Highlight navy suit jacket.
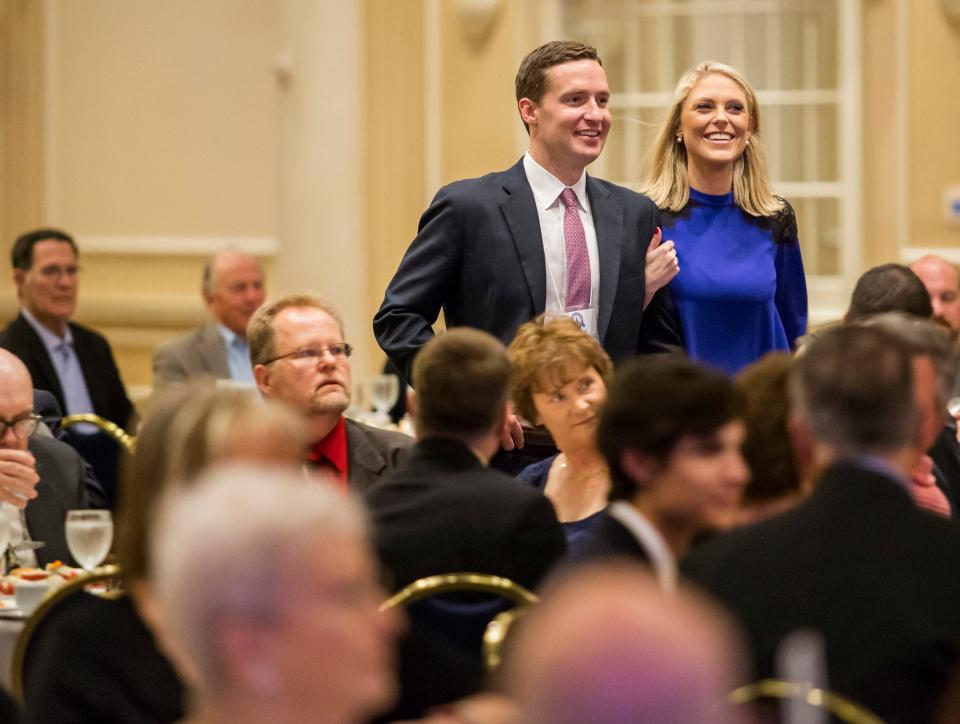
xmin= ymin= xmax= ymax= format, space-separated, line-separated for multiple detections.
xmin=682 ymin=462 xmax=960 ymax=723
xmin=364 ymin=437 xmax=566 ymax=591
xmin=374 ymin=159 xmax=681 ymax=381
xmin=0 ymin=313 xmax=134 ymax=431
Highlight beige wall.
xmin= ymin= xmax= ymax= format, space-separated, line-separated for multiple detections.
xmin=2 ymin=0 xmax=959 ymax=407
xmin=0 ymin=0 xmax=46 ymax=251
xmin=907 ymin=0 xmax=960 ymax=250
xmin=1 ymin=0 xmax=283 ymax=402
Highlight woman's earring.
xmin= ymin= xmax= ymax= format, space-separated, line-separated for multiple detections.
xmin=676 ymin=135 xmax=683 ymax=143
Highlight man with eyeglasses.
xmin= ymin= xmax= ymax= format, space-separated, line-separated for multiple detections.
xmin=248 ymin=294 xmax=411 ymax=493
xmin=0 ymin=228 xmax=134 ymax=433
xmin=0 ymin=349 xmax=104 ymax=566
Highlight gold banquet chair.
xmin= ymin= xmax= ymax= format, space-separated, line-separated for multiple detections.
xmin=61 ymin=413 xmax=135 ymax=510
xmin=382 ymin=572 xmax=538 ymax=673
xmin=11 ymin=565 xmax=124 ymax=701
xmin=61 ymin=414 xmax=135 ymax=454
xmin=729 ymin=679 xmax=885 ymax=724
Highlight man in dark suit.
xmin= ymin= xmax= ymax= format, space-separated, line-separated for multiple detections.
xmin=364 ymin=328 xmax=565 ymax=591
xmin=364 ymin=329 xmax=565 ymax=719
xmin=153 ymin=249 xmax=266 ymax=390
xmin=682 ymin=323 xmax=960 ymax=723
xmin=249 ymin=293 xmax=411 ymax=495
xmin=0 ymin=350 xmax=104 ymax=568
xmin=0 ymin=228 xmax=133 ymax=431
xmin=374 ymin=40 xmax=680 ymax=449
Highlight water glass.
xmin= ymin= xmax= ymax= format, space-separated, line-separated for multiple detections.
xmin=65 ymin=510 xmax=113 ymax=572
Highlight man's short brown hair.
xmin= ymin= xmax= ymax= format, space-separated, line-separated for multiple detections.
xmin=508 ymin=315 xmax=612 ymax=423
xmin=412 ymin=328 xmax=510 ymax=439
xmin=515 ymin=41 xmax=601 ymax=131
xmin=247 ymin=293 xmax=344 ymax=365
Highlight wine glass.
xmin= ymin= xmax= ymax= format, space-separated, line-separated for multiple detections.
xmin=369 ymin=374 xmax=400 ymax=427
xmin=65 ymin=510 xmax=113 ymax=572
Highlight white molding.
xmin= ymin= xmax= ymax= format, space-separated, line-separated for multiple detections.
xmin=423 ymin=0 xmax=441 ymax=204
xmin=76 ymin=235 xmax=278 ymax=256
xmin=43 ymin=0 xmax=59 ymax=222
xmin=900 ymin=247 xmax=960 ymax=264
xmin=895 ymin=0 xmax=910 ymax=254
xmin=617 ymin=89 xmax=842 ymax=109
xmin=839 ymin=0 xmax=862 ymax=296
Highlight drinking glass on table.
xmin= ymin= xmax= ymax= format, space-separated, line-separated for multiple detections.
xmin=65 ymin=510 xmax=113 ymax=572
xmin=369 ymin=374 xmax=400 ymax=427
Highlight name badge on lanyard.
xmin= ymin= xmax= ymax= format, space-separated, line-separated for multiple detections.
xmin=562 ymin=306 xmax=599 ymax=340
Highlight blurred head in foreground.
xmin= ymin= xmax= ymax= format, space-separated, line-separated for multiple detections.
xmin=501 ymin=563 xmax=746 ymax=724
xmin=117 ymin=385 xmax=306 ymax=584
xmin=151 ymin=465 xmax=401 ymax=724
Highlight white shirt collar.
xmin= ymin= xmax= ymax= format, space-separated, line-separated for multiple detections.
xmin=216 ymin=322 xmax=244 ymax=347
xmin=523 ymin=152 xmax=590 ymax=213
xmin=21 ymin=307 xmax=72 ymax=349
xmin=607 ymin=500 xmax=677 ymax=594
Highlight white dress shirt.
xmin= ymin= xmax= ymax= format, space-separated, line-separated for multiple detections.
xmin=522 ymin=152 xmax=600 ymax=338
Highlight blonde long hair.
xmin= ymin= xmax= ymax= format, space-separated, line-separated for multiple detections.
xmin=641 ymin=61 xmax=783 ymax=217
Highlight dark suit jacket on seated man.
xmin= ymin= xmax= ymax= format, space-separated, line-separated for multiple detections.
xmin=682 ymin=323 xmax=960 ymax=724
xmin=249 ymin=294 xmax=411 ymax=495
xmin=364 ymin=329 xmax=565 ymax=721
xmin=364 ymin=329 xmax=566 ymax=591
xmin=153 ymin=249 xmax=267 ymax=389
xmin=374 ymin=41 xmax=681 ymax=398
xmin=0 ymin=228 xmax=133 ymax=431
xmin=0 ymin=350 xmax=104 ymax=568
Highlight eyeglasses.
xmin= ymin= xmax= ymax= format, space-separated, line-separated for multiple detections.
xmin=37 ymin=264 xmax=81 ymax=279
xmin=0 ymin=413 xmax=42 ymax=440
xmin=261 ymin=343 xmax=353 ymax=366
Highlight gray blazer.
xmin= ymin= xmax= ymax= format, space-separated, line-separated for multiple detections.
xmin=152 ymin=321 xmax=230 ymax=389
xmin=344 ymin=418 xmax=413 ymax=495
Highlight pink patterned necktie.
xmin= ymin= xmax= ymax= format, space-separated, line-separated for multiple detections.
xmin=560 ymin=187 xmax=591 ymax=311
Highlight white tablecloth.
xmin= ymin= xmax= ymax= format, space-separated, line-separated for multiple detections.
xmin=0 ymin=616 xmax=24 ymax=691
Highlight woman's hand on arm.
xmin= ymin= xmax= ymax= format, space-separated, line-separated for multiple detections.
xmin=644 ymin=227 xmax=679 ymax=309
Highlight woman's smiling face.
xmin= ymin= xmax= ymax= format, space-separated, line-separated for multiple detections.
xmin=678 ymin=73 xmax=754 ymax=177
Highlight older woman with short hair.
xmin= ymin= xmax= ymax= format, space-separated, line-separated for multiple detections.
xmin=151 ymin=466 xmax=401 ymax=724
xmin=509 ymin=315 xmax=612 ymax=553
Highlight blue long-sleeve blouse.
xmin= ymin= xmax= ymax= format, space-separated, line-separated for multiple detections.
xmin=662 ymin=188 xmax=807 ymax=374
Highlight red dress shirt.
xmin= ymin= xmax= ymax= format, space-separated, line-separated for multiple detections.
xmin=305 ymin=416 xmax=349 ymax=491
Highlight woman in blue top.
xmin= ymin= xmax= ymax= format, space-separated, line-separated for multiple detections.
xmin=642 ymin=61 xmax=807 ymax=374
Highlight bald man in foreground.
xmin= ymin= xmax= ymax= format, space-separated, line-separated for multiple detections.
xmin=500 ymin=563 xmax=745 ymax=724
xmin=153 ymin=249 xmax=266 ymax=389
xmin=0 ymin=349 xmax=103 ymax=565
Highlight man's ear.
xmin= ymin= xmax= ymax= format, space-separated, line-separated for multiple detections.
xmin=253 ymin=363 xmax=270 ymax=394
xmin=787 ymin=410 xmax=815 ymax=483
xmin=518 ymin=98 xmax=539 ymax=129
xmin=619 ymin=448 xmax=657 ymax=489
xmin=406 ymin=388 xmax=416 ymax=420
xmin=12 ymin=269 xmax=25 ymax=291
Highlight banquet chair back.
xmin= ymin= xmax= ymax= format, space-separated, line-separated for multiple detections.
xmin=382 ymin=573 xmax=538 ymax=668
xmin=728 ymin=679 xmax=884 ymax=724
xmin=61 ymin=414 xmax=135 ymax=510
xmin=380 ymin=573 xmax=538 ymax=718
xmin=11 ymin=565 xmax=124 ymax=701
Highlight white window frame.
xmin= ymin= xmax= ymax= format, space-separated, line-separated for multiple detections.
xmin=539 ymin=0 xmax=863 ymax=325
